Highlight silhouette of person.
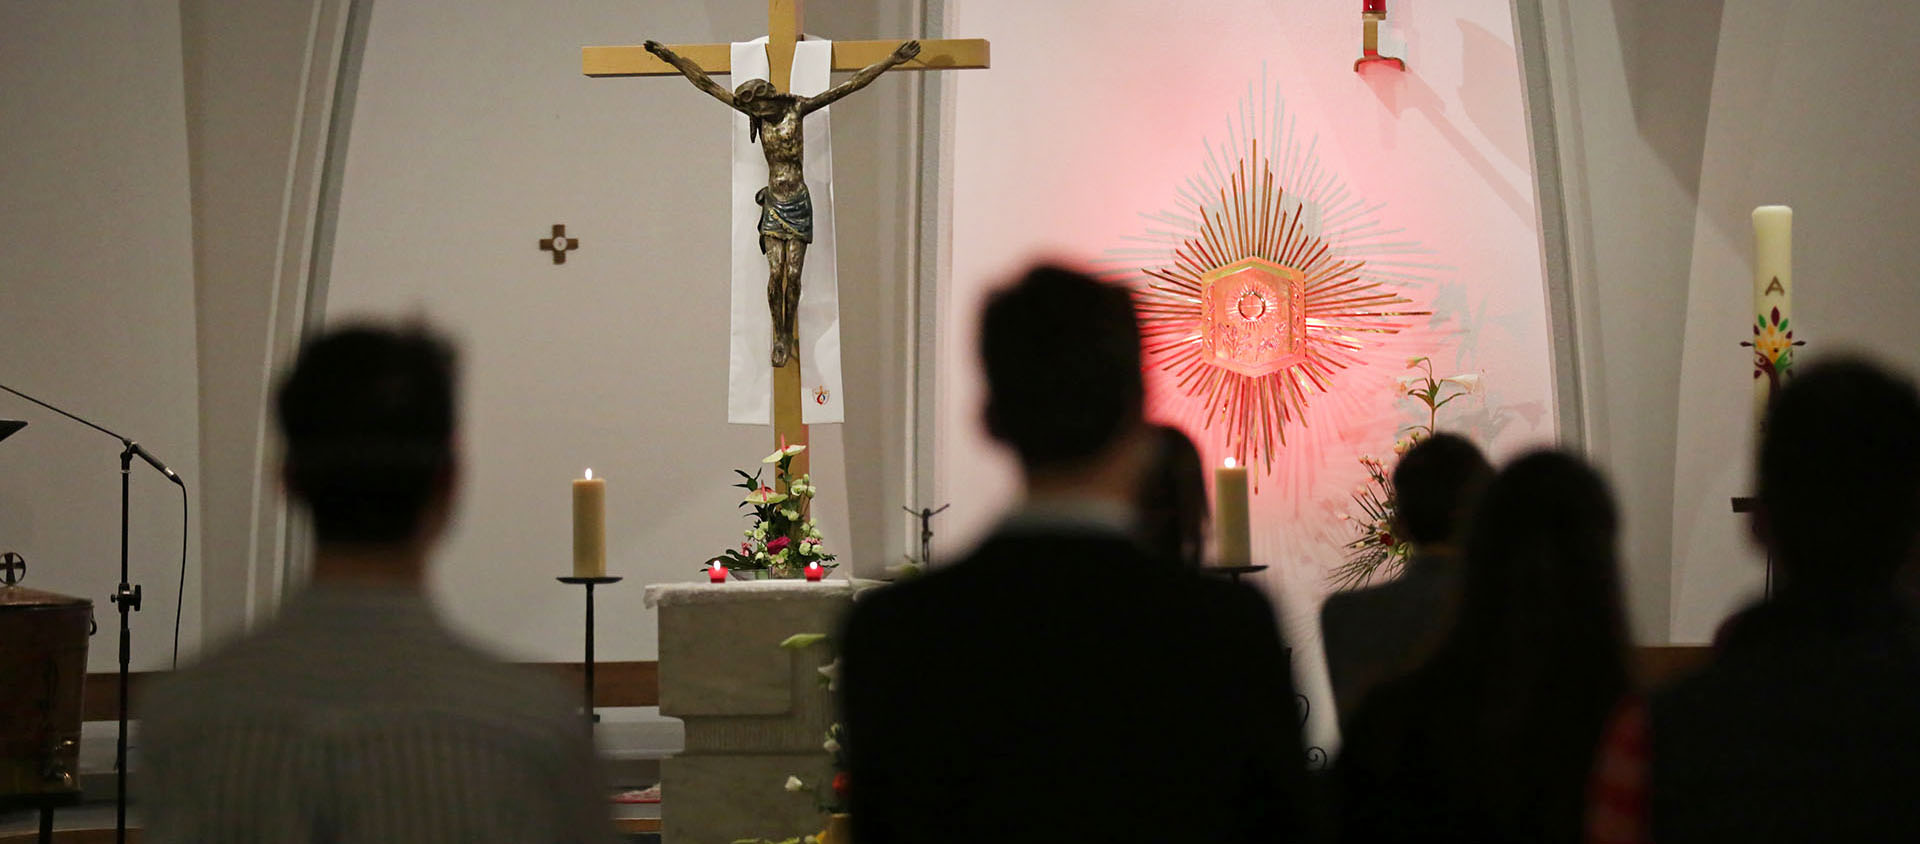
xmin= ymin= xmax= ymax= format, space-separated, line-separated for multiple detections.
xmin=1321 ymin=433 xmax=1492 ymax=723
xmin=840 ymin=265 xmax=1315 ymax=843
xmin=1588 ymin=357 xmax=1920 ymax=844
xmin=141 ymin=323 xmax=615 ymax=844
xmin=1138 ymin=423 xmax=1209 ymax=568
xmin=1337 ymin=450 xmax=1630 ymax=844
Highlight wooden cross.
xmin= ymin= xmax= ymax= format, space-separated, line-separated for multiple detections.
xmin=583 ymin=0 xmax=988 ymax=479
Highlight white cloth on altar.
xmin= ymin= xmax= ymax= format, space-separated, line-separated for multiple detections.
xmin=728 ymin=37 xmax=845 ymax=425
xmin=643 ymin=577 xmax=881 ymax=609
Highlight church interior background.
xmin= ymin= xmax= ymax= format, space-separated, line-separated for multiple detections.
xmin=5 ymin=0 xmax=1920 ymax=839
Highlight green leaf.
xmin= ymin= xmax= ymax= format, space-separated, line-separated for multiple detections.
xmin=779 ymin=633 xmax=829 ymax=649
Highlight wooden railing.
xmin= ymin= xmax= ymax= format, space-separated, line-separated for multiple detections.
xmin=81 ymin=661 xmax=660 ymax=723
xmin=82 ymin=647 xmax=1715 ymax=723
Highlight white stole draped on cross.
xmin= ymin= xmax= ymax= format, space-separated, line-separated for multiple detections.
xmin=727 ymin=37 xmax=844 ymax=424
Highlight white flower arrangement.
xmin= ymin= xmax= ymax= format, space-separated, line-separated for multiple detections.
xmin=716 ymin=443 xmax=839 ymax=579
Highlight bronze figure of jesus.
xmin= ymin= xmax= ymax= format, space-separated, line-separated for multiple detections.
xmin=645 ymin=39 xmax=922 ymax=367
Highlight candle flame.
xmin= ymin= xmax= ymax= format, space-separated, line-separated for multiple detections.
xmin=585 ymin=468 xmax=594 ymax=480
xmin=1224 ymin=457 xmax=1238 ymax=469
xmin=712 ymin=560 xmax=722 ymax=570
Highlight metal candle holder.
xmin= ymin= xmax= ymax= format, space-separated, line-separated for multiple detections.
xmin=556 ymin=576 xmax=623 ymax=725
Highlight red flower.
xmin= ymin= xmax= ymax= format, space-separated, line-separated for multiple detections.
xmin=1377 ymin=531 xmax=1395 ymax=548
xmin=767 ymin=536 xmax=792 ymax=553
xmin=832 ymin=771 xmax=850 ymax=798
xmin=740 ymin=542 xmax=753 ymax=554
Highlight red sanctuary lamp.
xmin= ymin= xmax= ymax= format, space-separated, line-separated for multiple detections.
xmin=1356 ymin=0 xmax=1407 ymax=72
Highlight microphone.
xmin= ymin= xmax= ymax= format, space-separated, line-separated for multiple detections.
xmin=0 ymin=382 xmax=182 ymax=485
xmin=130 ymin=441 xmax=184 ymax=486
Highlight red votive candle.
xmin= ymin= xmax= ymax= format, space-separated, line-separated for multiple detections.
xmin=709 ymin=561 xmax=728 ymax=583
xmin=1365 ymin=0 xmax=1386 ymax=14
xmin=805 ymin=562 xmax=824 ymax=582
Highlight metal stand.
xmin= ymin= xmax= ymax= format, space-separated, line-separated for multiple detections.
xmin=0 ymin=383 xmax=179 ymax=844
xmin=556 ymin=576 xmax=622 ymax=725
xmin=111 ymin=444 xmax=141 ymax=844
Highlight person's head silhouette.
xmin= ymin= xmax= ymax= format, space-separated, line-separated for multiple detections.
xmin=276 ymin=322 xmax=459 ymax=565
xmin=1758 ymin=357 xmax=1920 ymax=600
xmin=1431 ymin=450 xmax=1630 ymax=812
xmin=980 ymin=265 xmax=1147 ymax=496
xmin=1138 ymin=424 xmax=1207 ymax=567
xmin=1392 ymin=433 xmax=1493 ymax=556
xmin=1457 ymin=451 xmax=1627 ymax=663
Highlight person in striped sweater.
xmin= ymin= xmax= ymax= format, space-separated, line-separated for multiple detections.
xmin=141 ymin=322 xmax=616 ymax=844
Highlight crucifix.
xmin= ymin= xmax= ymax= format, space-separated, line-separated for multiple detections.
xmin=584 ymin=0 xmax=988 ymax=480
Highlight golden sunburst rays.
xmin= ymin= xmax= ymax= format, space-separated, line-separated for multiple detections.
xmin=1110 ymin=82 xmax=1431 ymax=477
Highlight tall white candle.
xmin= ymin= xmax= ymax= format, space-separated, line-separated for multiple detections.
xmin=572 ymin=469 xmax=606 ymax=578
xmin=1214 ymin=458 xmax=1252 ymax=567
xmin=1752 ymin=206 xmax=1793 ymax=427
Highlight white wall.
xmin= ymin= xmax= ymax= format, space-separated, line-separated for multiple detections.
xmin=938 ymin=0 xmax=1559 ymax=747
xmin=1532 ymin=0 xmax=1723 ymax=642
xmin=1666 ymin=0 xmax=1920 ymax=640
xmin=322 ymin=0 xmax=921 ymax=663
xmin=1540 ymin=0 xmax=1920 ymax=642
xmin=0 ymin=1 xmax=205 ymax=672
xmin=179 ymin=0 xmax=345 ymax=647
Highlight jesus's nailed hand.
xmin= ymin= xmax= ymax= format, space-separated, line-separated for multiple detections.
xmin=894 ymin=40 xmax=922 ymax=62
xmin=644 ymin=40 xmax=669 ymax=57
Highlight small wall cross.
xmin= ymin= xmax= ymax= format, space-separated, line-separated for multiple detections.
xmin=1 ymin=551 xmax=25 ymax=586
xmin=540 ymin=224 xmax=581 ymax=264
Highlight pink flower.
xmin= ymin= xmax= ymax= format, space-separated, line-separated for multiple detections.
xmin=767 ymin=536 xmax=792 ymax=553
xmin=740 ymin=542 xmax=753 ymax=554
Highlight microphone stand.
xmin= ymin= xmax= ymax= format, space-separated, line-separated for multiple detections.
xmin=0 ymin=382 xmax=182 ymax=844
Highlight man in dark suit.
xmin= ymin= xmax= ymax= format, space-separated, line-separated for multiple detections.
xmin=1320 ymin=433 xmax=1491 ymax=725
xmin=1635 ymin=358 xmax=1920 ymax=842
xmin=839 ymin=265 xmax=1313 ymax=843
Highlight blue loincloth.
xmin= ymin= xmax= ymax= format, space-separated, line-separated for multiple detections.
xmin=755 ymin=185 xmax=814 ymax=249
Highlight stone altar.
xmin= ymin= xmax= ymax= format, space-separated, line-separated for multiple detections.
xmin=645 ymin=579 xmax=871 ymax=844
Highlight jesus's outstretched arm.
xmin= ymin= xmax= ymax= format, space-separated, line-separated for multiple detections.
xmin=799 ymin=40 xmax=921 ymax=115
xmin=644 ymin=40 xmax=740 ymax=110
